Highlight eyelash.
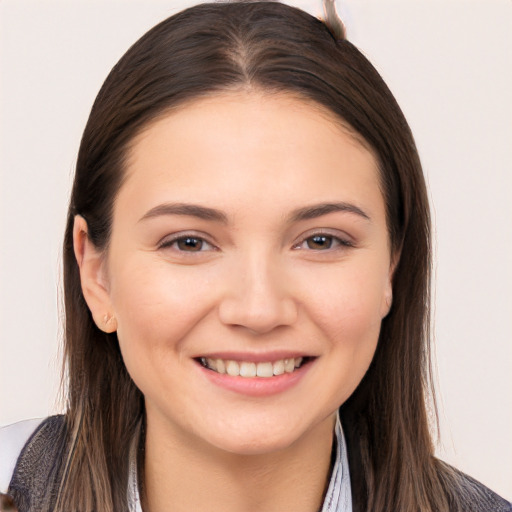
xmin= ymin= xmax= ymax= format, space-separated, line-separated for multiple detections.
xmin=158 ymin=231 xmax=353 ymax=253
xmin=292 ymin=232 xmax=354 ymax=251
xmin=158 ymin=233 xmax=217 ymax=253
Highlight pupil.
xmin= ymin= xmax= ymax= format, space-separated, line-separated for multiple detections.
xmin=308 ymin=235 xmax=331 ymax=249
xmin=178 ymin=237 xmax=202 ymax=251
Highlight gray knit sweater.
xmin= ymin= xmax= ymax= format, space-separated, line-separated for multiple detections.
xmin=4 ymin=416 xmax=512 ymax=512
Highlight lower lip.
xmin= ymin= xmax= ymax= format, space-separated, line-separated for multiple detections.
xmin=197 ymin=361 xmax=313 ymax=397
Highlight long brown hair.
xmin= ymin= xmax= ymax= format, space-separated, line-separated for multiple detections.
xmin=55 ymin=2 xmax=462 ymax=511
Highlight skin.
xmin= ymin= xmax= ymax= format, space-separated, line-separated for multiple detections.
xmin=74 ymin=91 xmax=394 ymax=512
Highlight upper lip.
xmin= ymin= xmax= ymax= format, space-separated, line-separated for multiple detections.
xmin=193 ymin=351 xmax=316 ymax=363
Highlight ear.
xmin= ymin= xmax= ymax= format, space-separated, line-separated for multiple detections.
xmin=381 ymin=252 xmax=399 ymax=319
xmin=381 ymin=279 xmax=393 ymax=318
xmin=73 ymin=215 xmax=117 ymax=333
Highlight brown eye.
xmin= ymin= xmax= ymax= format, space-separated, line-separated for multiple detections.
xmin=158 ymin=233 xmax=216 ymax=253
xmin=176 ymin=237 xmax=204 ymax=251
xmin=292 ymin=232 xmax=353 ymax=252
xmin=306 ymin=235 xmax=334 ymax=250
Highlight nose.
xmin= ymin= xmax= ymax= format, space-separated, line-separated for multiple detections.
xmin=218 ymin=254 xmax=298 ymax=334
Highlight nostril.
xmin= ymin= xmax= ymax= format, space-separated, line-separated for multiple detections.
xmin=218 ymin=296 xmax=298 ymax=334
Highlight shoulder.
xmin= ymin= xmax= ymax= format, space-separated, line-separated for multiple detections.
xmin=448 ymin=465 xmax=512 ymax=512
xmin=0 ymin=418 xmax=45 ymax=493
xmin=1 ymin=415 xmax=67 ymax=511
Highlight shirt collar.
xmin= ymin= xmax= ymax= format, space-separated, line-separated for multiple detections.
xmin=321 ymin=412 xmax=352 ymax=512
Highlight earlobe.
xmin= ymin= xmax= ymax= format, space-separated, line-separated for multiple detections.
xmin=101 ymin=312 xmax=118 ymax=334
xmin=382 ymin=287 xmax=393 ymax=318
xmin=381 ymin=253 xmax=398 ymax=318
xmin=73 ymin=215 xmax=117 ymax=333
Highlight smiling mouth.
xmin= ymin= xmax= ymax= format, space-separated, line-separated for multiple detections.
xmin=197 ymin=357 xmax=312 ymax=378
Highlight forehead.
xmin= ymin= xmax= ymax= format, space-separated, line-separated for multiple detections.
xmin=117 ymin=91 xmax=383 ymax=224
xmin=128 ymin=90 xmax=374 ymax=168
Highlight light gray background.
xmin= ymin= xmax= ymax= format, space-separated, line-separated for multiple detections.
xmin=1 ymin=0 xmax=511 ymax=500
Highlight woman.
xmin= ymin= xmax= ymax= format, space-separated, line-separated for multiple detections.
xmin=0 ymin=1 xmax=510 ymax=511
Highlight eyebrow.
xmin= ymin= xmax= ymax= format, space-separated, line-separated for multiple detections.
xmin=139 ymin=203 xmax=228 ymax=223
xmin=288 ymin=202 xmax=371 ymax=223
xmin=139 ymin=201 xmax=370 ymax=225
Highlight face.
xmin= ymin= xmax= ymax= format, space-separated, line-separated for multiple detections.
xmin=77 ymin=92 xmax=393 ymax=456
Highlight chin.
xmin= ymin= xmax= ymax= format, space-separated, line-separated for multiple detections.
xmin=212 ymin=433 xmax=299 ymax=457
xmin=197 ymin=414 xmax=319 ymax=457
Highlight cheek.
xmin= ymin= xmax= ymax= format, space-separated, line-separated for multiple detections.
xmin=108 ymin=257 xmax=216 ymax=360
xmin=300 ymin=262 xmax=387 ymax=394
xmin=306 ymin=262 xmax=389 ymax=337
xmin=320 ymin=286 xmax=382 ymax=367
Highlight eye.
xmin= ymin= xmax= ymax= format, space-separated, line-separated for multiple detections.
xmin=306 ymin=235 xmax=335 ymax=250
xmin=293 ymin=232 xmax=353 ymax=251
xmin=159 ymin=234 xmax=215 ymax=253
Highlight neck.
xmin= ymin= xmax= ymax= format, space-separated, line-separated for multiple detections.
xmin=141 ymin=414 xmax=336 ymax=512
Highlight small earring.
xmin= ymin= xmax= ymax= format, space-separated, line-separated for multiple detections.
xmin=102 ymin=313 xmax=117 ymax=333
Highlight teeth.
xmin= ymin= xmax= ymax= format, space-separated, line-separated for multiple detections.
xmin=216 ymin=359 xmax=226 ymax=374
xmin=201 ymin=357 xmax=306 ymax=378
xmin=239 ymin=362 xmax=257 ymax=377
xmin=256 ymin=362 xmax=273 ymax=377
xmin=226 ymin=360 xmax=240 ymax=376
xmin=273 ymin=360 xmax=285 ymax=376
xmin=284 ymin=359 xmax=295 ymax=373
